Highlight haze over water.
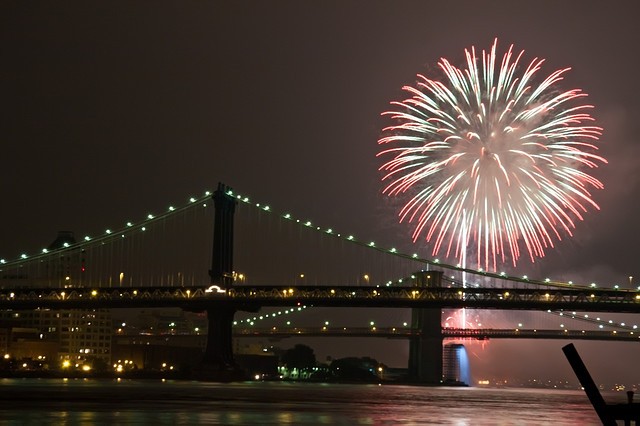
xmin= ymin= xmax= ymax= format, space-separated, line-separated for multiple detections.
xmin=0 ymin=378 xmax=607 ymax=425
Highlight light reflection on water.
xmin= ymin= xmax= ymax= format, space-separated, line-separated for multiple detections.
xmin=0 ymin=378 xmax=604 ymax=425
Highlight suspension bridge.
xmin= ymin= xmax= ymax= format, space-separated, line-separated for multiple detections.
xmin=0 ymin=183 xmax=638 ymax=382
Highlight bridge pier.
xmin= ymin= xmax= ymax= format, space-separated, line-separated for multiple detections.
xmin=408 ymin=271 xmax=443 ymax=384
xmin=197 ymin=183 xmax=246 ymax=381
xmin=199 ymin=307 xmax=239 ymax=377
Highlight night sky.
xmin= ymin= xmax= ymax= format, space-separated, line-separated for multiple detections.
xmin=2 ymin=1 xmax=640 ymax=383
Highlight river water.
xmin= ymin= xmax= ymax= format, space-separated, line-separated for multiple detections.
xmin=0 ymin=378 xmax=611 ymax=424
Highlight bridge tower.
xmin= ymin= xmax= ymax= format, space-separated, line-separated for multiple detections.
xmin=408 ymin=270 xmax=443 ymax=384
xmin=200 ymin=183 xmax=242 ymax=378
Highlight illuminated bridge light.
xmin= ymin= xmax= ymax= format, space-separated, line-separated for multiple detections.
xmin=412 ymin=254 xmax=418 ymax=258
xmin=147 ymin=214 xmax=155 ymax=219
xmin=169 ymin=206 xmax=175 ymax=211
xmin=243 ymin=197 xmax=249 ymax=202
xmin=263 ymin=206 xmax=270 ymax=211
xmin=389 ymin=248 xmax=397 ymax=253
xmin=545 ymin=278 xmax=550 ymax=283
xmin=305 ymin=221 xmax=312 ymax=227
xmin=84 ymin=236 xmax=91 ymax=241
xmin=283 ymin=213 xmax=291 ymax=219
xmin=205 ymin=191 xmax=211 ymax=196
xmin=590 ymin=283 xmax=597 ymax=288
xmin=0 ymin=260 xmax=5 ymax=264
xmin=20 ymin=254 xmax=27 ymax=259
xmin=434 ymin=259 xmax=439 ymax=263
xmin=63 ymin=242 xmax=69 ymax=248
xmin=127 ymin=222 xmax=133 ymax=227
xmin=369 ymin=242 xmax=375 ymax=247
xmin=91 ymin=290 xmax=97 ymax=297
xmin=326 ymin=228 xmax=333 ymax=234
xmin=106 ymin=229 xmax=112 ymax=234
xmin=42 ymin=249 xmax=48 ymax=253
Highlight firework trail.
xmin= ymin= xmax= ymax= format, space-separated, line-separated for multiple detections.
xmin=378 ymin=39 xmax=606 ymax=271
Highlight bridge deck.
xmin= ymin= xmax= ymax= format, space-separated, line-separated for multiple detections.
xmin=1 ymin=285 xmax=639 ymax=313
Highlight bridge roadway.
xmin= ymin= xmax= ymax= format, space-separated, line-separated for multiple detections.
xmin=1 ymin=285 xmax=640 ymax=313
xmin=232 ymin=326 xmax=640 ymax=342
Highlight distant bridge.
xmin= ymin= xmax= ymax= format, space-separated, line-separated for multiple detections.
xmin=232 ymin=326 xmax=640 ymax=342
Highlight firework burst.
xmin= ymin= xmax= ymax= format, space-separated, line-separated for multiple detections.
xmin=378 ymin=39 xmax=606 ymax=271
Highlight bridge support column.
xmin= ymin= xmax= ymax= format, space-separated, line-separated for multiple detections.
xmin=408 ymin=271 xmax=443 ymax=384
xmin=210 ymin=182 xmax=237 ymax=289
xmin=202 ymin=307 xmax=236 ymax=368
xmin=197 ymin=183 xmax=245 ymax=380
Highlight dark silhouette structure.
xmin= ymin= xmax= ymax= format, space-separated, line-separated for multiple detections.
xmin=563 ymin=343 xmax=640 ymax=425
xmin=408 ymin=270 xmax=443 ymax=384
xmin=199 ymin=183 xmax=243 ymax=379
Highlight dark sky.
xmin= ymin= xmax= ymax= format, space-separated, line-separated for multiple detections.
xmin=2 ymin=1 xmax=640 ymax=383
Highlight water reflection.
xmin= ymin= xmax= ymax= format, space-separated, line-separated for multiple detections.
xmin=0 ymin=379 xmax=604 ymax=425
